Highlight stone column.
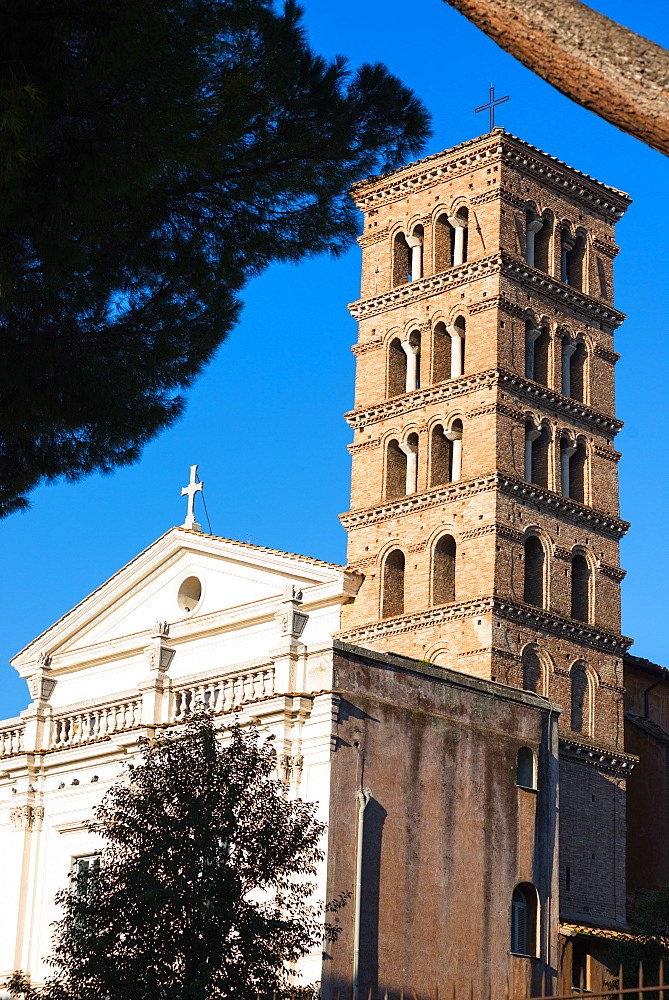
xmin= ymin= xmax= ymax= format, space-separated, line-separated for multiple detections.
xmin=400 ymin=439 xmax=419 ymax=494
xmin=451 ymin=220 xmax=467 ymax=266
xmin=525 ymin=327 xmax=541 ymax=380
xmin=402 ymin=340 xmax=420 ymax=392
xmin=445 ymin=426 xmax=463 ymax=482
xmin=561 ymin=232 xmax=575 ymax=283
xmin=561 ymin=441 xmax=577 ymax=497
xmin=272 ymin=585 xmax=309 ymax=694
xmin=140 ymin=621 xmax=176 ymax=727
xmin=526 ymin=218 xmax=543 ymax=267
xmin=525 ymin=426 xmax=541 ymax=481
xmin=447 ymin=325 xmax=464 ymax=378
xmin=406 ymin=234 xmax=423 ymax=281
xmin=561 ymin=341 xmax=577 ymax=396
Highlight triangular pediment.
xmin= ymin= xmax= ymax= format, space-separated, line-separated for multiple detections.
xmin=12 ymin=527 xmax=353 ymax=677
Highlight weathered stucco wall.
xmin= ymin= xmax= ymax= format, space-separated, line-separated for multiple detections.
xmin=322 ymin=642 xmax=560 ymax=999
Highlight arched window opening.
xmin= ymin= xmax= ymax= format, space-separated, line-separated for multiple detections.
xmin=522 ymin=648 xmax=543 ymax=694
xmin=452 ymin=207 xmax=469 ymax=265
xmin=566 ymin=231 xmax=587 ymax=290
xmin=516 ymin=747 xmax=536 ymax=789
xmin=511 ymin=883 xmax=538 ymax=956
xmin=382 ymin=549 xmax=405 ymax=619
xmin=571 ymin=554 xmax=591 ymax=623
xmin=570 ymin=342 xmax=587 ymax=402
xmin=526 ymin=211 xmax=544 ymax=268
xmin=560 ymin=436 xmax=576 ymax=498
xmin=401 ymin=432 xmax=419 ymax=495
xmin=525 ymin=321 xmax=541 ymax=380
xmin=570 ymin=664 xmax=589 ymax=733
xmin=392 ymin=232 xmax=410 ymax=287
xmin=448 ymin=315 xmax=465 ymax=378
xmin=430 ymin=424 xmax=451 ymax=487
xmin=434 ymin=214 xmax=455 ymax=271
xmin=403 ymin=332 xmax=421 ymax=393
xmin=407 ymin=225 xmax=424 ymax=281
xmin=387 ymin=338 xmax=407 ymax=399
xmin=385 ymin=439 xmax=406 ymax=500
xmin=524 ymin=536 xmax=545 ymax=609
xmin=432 ymin=322 xmax=451 ymax=384
xmin=432 ymin=534 xmax=456 ymax=606
xmin=569 ymin=441 xmax=587 ymax=504
xmin=531 ymin=425 xmax=551 ymax=490
xmin=534 ymin=213 xmax=552 ymax=274
xmin=446 ymin=419 xmax=463 ymax=482
xmin=533 ymin=327 xmax=550 ymax=387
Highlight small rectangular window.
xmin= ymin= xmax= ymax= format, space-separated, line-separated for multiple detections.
xmin=71 ymin=854 xmax=100 ymax=895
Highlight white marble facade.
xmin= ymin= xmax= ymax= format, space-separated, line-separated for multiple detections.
xmin=0 ymin=526 xmax=361 ymax=987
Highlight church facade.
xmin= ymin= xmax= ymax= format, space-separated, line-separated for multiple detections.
xmin=0 ymin=130 xmax=658 ymax=998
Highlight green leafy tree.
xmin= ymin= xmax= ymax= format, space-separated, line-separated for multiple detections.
xmin=608 ymin=887 xmax=669 ymax=989
xmin=0 ymin=0 xmax=431 ymax=517
xmin=9 ymin=713 xmax=330 ymax=999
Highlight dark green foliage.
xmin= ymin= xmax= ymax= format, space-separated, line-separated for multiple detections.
xmin=0 ymin=0 xmax=431 ymax=516
xmin=607 ymin=886 xmax=669 ymax=989
xmin=9 ymin=713 xmax=328 ymax=999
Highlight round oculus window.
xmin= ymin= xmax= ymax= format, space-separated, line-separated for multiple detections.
xmin=177 ymin=576 xmax=202 ymax=614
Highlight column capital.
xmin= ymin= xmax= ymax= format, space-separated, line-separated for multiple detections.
xmin=526 ymin=326 xmax=542 ymax=342
xmin=525 ymin=426 xmax=542 ymax=442
xmin=444 ymin=426 xmax=462 ymax=442
xmin=401 ymin=340 xmax=420 ymax=357
xmin=406 ymin=234 xmax=423 ymax=248
xmin=562 ymin=341 xmax=578 ymax=358
xmin=527 ymin=218 xmax=544 ymax=234
xmin=446 ymin=324 xmax=464 ymax=339
xmin=399 ymin=440 xmax=418 ymax=456
xmin=448 ymin=213 xmax=468 ymax=228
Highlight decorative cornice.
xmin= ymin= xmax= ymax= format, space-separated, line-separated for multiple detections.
xmin=594 ymin=345 xmax=621 ymax=363
xmin=494 ymin=598 xmax=632 ymax=655
xmin=554 ymin=547 xmax=573 ymax=561
xmin=357 ymin=228 xmax=389 ymax=248
xmin=351 ymin=338 xmax=383 ymax=356
xmin=499 ymin=253 xmax=625 ymax=327
xmin=469 ymin=295 xmax=527 ymax=318
xmin=559 ymin=737 xmax=636 ymax=775
xmin=466 ymin=400 xmax=524 ymax=421
xmin=346 ymin=367 xmax=621 ymax=436
xmin=347 ymin=437 xmax=381 ymax=456
xmin=594 ymin=445 xmax=621 ymax=463
xmin=600 ymin=562 xmax=626 ymax=581
xmin=337 ymin=594 xmax=631 ymax=655
xmin=592 ymin=237 xmax=620 ymax=259
xmin=340 ymin=473 xmax=629 ymax=540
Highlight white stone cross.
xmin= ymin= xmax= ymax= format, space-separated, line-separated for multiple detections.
xmin=181 ymin=465 xmax=203 ymax=531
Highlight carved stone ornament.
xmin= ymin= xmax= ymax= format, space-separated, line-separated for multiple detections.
xmin=11 ymin=805 xmax=45 ymax=831
xmin=275 ymin=585 xmax=309 ymax=640
xmin=28 ymin=654 xmax=57 ymax=703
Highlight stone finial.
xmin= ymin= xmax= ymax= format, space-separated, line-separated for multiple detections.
xmin=28 ymin=654 xmax=56 ymax=704
xmin=276 ymin=585 xmax=309 ymax=640
xmin=151 ymin=621 xmax=170 ymax=639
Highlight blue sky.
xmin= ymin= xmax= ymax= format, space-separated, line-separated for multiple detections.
xmin=1 ymin=0 xmax=668 ymax=719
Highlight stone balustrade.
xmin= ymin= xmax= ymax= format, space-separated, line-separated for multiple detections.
xmin=171 ymin=665 xmax=275 ymax=721
xmin=0 ymin=720 xmax=24 ymax=758
xmin=51 ymin=698 xmax=143 ymax=749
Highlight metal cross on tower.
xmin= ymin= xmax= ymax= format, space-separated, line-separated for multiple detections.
xmin=181 ymin=464 xmax=203 ymax=532
xmin=475 ymin=84 xmax=509 ymax=132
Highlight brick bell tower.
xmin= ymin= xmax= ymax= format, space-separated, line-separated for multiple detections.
xmin=337 ymin=129 xmax=636 ymax=928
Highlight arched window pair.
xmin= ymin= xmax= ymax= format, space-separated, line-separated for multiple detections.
xmin=430 ymin=420 xmax=463 ymax=486
xmin=388 ymin=333 xmax=421 ymax=397
xmin=523 ymin=537 xmax=593 ymax=621
xmin=435 ymin=208 xmax=469 ymax=270
xmin=524 ymin=208 xmax=552 ymax=273
xmin=381 ymin=534 xmax=457 ymax=619
xmin=525 ymin=422 xmax=589 ymax=500
xmin=432 ymin=317 xmax=465 ymax=383
xmin=561 ymin=337 xmax=586 ymax=401
xmin=393 ymin=225 xmax=424 ymax=286
xmin=559 ymin=436 xmax=587 ymax=503
xmin=561 ymin=224 xmax=587 ymax=290
xmin=511 ymin=882 xmax=539 ymax=956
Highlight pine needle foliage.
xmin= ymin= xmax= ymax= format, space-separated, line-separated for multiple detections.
xmin=9 ymin=712 xmax=328 ymax=1000
xmin=0 ymin=0 xmax=431 ymax=516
